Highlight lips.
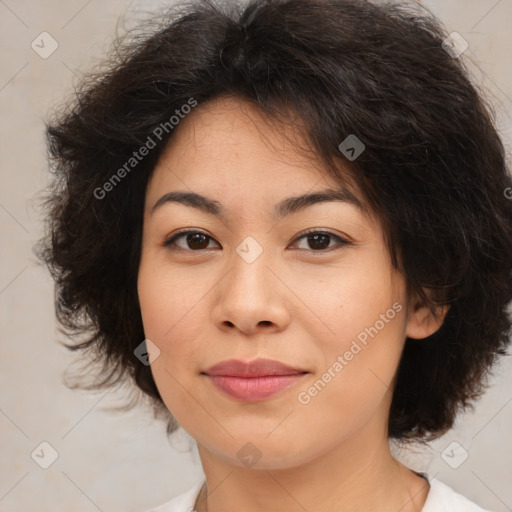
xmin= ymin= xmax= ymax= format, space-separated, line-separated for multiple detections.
xmin=204 ymin=358 xmax=307 ymax=377
xmin=202 ymin=358 xmax=308 ymax=401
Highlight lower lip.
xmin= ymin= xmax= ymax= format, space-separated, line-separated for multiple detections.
xmin=205 ymin=374 xmax=306 ymax=401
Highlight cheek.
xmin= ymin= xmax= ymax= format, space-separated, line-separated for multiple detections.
xmin=137 ymin=257 xmax=213 ymax=419
xmin=294 ymin=305 xmax=406 ymax=447
xmin=296 ymin=260 xmax=407 ymax=413
xmin=137 ymin=255 xmax=209 ymax=342
xmin=307 ymin=256 xmax=405 ymax=354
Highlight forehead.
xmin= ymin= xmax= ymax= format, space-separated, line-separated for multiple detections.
xmin=148 ymin=95 xmax=358 ymax=199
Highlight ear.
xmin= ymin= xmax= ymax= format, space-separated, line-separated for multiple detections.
xmin=405 ymin=290 xmax=450 ymax=340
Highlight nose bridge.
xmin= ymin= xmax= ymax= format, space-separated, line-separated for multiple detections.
xmin=212 ymin=233 xmax=288 ymax=333
xmin=228 ymin=234 xmax=273 ymax=297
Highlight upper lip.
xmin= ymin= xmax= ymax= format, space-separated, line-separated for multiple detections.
xmin=203 ymin=358 xmax=308 ymax=377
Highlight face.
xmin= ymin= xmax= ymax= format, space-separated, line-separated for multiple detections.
xmin=137 ymin=95 xmax=438 ymax=470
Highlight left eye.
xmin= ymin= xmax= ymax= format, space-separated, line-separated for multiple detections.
xmin=163 ymin=230 xmax=350 ymax=252
xmin=292 ymin=230 xmax=350 ymax=251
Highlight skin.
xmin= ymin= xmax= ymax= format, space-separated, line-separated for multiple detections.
xmin=137 ymin=95 xmax=448 ymax=512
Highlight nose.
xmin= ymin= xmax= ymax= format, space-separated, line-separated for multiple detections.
xmin=211 ymin=244 xmax=291 ymax=336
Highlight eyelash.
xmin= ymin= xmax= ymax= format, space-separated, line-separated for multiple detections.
xmin=162 ymin=228 xmax=352 ymax=253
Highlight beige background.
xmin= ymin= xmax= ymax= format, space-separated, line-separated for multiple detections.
xmin=0 ymin=1 xmax=511 ymax=511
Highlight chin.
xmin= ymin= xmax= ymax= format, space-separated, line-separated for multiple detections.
xmin=196 ymin=431 xmax=325 ymax=471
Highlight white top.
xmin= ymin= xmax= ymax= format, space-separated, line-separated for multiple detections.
xmin=143 ymin=473 xmax=493 ymax=512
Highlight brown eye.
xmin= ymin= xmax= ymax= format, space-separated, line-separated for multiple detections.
xmin=163 ymin=229 xmax=351 ymax=253
xmin=305 ymin=233 xmax=331 ymax=250
xmin=291 ymin=230 xmax=351 ymax=252
xmin=163 ymin=231 xmax=219 ymax=251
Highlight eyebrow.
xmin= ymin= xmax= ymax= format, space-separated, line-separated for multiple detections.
xmin=150 ymin=187 xmax=364 ymax=221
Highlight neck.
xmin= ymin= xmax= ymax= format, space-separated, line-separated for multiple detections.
xmin=194 ymin=418 xmax=429 ymax=512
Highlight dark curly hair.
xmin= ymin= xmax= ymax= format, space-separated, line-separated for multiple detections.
xmin=35 ymin=0 xmax=512 ymax=442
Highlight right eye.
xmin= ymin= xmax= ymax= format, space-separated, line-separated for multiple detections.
xmin=163 ymin=230 xmax=221 ymax=251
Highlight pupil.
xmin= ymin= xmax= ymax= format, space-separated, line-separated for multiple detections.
xmin=188 ymin=233 xmax=208 ymax=250
xmin=310 ymin=234 xmax=329 ymax=250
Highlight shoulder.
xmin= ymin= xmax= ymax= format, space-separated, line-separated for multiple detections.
xmin=141 ymin=479 xmax=205 ymax=512
xmin=422 ymin=474 xmax=494 ymax=512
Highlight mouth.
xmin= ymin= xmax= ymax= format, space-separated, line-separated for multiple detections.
xmin=201 ymin=358 xmax=309 ymax=402
xmin=203 ymin=373 xmax=308 ymax=401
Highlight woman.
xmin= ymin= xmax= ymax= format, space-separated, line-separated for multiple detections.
xmin=36 ymin=0 xmax=512 ymax=510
